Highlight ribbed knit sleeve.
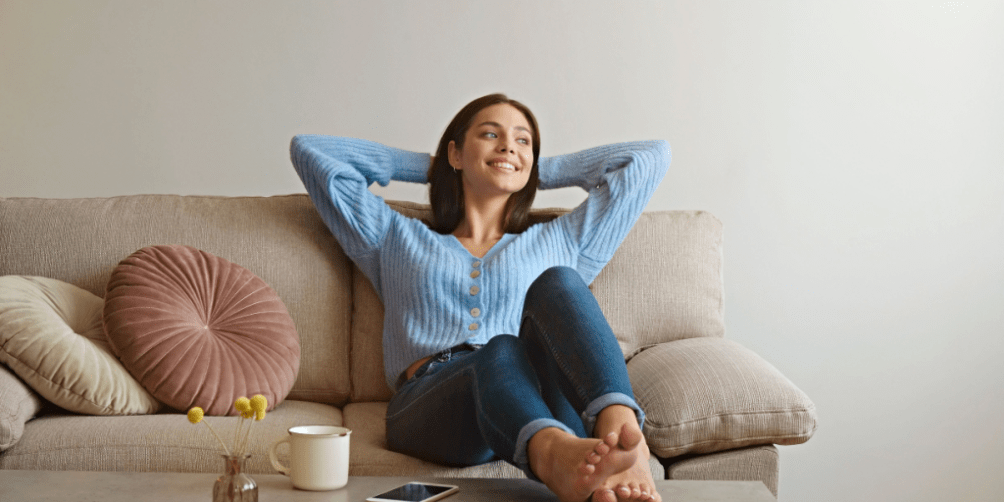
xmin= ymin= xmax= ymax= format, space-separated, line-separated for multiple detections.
xmin=538 ymin=140 xmax=671 ymax=281
xmin=289 ymin=135 xmax=431 ymax=290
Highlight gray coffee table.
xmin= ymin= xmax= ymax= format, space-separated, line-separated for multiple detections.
xmin=0 ymin=469 xmax=775 ymax=501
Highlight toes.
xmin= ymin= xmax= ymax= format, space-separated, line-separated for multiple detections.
xmin=592 ymin=488 xmax=617 ymax=502
xmin=617 ymin=485 xmax=632 ymax=498
xmin=603 ymin=431 xmax=619 ymax=449
xmin=618 ymin=424 xmax=643 ymax=450
xmin=614 ymin=483 xmax=646 ymax=500
xmin=630 ymin=485 xmax=642 ymax=499
xmin=594 ymin=440 xmax=611 ymax=457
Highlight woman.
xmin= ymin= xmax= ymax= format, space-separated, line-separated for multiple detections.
xmin=290 ymin=93 xmax=670 ymax=502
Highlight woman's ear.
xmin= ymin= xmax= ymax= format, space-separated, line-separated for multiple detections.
xmin=448 ymin=140 xmax=462 ymax=171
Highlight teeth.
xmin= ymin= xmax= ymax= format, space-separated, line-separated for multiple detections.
xmin=490 ymin=162 xmax=515 ymax=170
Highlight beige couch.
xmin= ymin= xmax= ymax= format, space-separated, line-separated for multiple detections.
xmin=0 ymin=194 xmax=817 ymax=496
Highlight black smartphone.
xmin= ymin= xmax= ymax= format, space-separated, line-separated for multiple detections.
xmin=366 ymin=482 xmax=460 ymax=502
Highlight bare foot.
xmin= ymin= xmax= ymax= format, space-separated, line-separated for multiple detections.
xmin=588 ymin=405 xmax=658 ymax=502
xmin=593 ymin=405 xmax=643 ymax=452
xmin=591 ymin=436 xmax=661 ymax=502
xmin=528 ymin=427 xmax=638 ymax=502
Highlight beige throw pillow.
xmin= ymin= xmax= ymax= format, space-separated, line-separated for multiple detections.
xmin=0 ymin=276 xmax=161 ymax=415
xmin=0 ymin=363 xmax=44 ymax=451
xmin=628 ymin=337 xmax=817 ymax=457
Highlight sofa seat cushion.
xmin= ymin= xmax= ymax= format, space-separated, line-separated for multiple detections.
xmin=665 ymin=444 xmax=779 ymax=496
xmin=628 ymin=338 xmax=817 ymax=458
xmin=341 ymin=402 xmax=664 ymax=480
xmin=0 ymin=364 xmax=45 ymax=451
xmin=0 ymin=276 xmax=161 ymax=416
xmin=103 ymin=245 xmax=300 ymax=416
xmin=0 ymin=399 xmax=341 ymax=474
xmin=341 ymin=402 xmax=523 ymax=478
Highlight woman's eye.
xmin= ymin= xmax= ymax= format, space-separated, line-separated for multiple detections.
xmin=484 ymin=132 xmax=497 ymax=138
xmin=517 ymin=138 xmax=529 ymax=145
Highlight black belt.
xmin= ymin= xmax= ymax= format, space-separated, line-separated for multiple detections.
xmin=430 ymin=342 xmax=485 ymax=363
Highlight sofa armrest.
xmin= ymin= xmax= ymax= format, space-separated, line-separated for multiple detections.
xmin=627 ymin=337 xmax=817 ymax=458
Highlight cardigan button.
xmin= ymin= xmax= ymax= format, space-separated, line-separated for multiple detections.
xmin=469 ymin=323 xmax=479 ymax=331
xmin=469 ymin=285 xmax=480 ymax=295
xmin=471 ymin=308 xmax=481 ymax=317
xmin=470 ymin=270 xmax=481 ymax=279
xmin=472 ymin=260 xmax=481 ymax=268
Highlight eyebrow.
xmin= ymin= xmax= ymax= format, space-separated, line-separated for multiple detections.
xmin=477 ymin=121 xmax=532 ymax=134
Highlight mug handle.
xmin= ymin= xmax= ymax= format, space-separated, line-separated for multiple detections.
xmin=269 ymin=435 xmax=291 ymax=475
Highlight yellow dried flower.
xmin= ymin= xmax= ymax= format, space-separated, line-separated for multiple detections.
xmin=232 ymin=397 xmax=250 ymax=413
xmin=255 ymin=409 xmax=266 ymax=421
xmin=187 ymin=407 xmax=204 ymax=424
xmin=250 ymin=395 xmax=267 ymax=415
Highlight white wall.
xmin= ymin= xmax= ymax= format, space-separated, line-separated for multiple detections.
xmin=2 ymin=1 xmax=1002 ymax=500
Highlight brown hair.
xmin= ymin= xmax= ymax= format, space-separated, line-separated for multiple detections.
xmin=427 ymin=93 xmax=541 ymax=234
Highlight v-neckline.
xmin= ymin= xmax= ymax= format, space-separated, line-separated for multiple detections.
xmin=445 ymin=233 xmax=516 ymax=260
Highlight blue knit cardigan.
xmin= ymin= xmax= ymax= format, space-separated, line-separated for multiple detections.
xmin=290 ymin=135 xmax=670 ymax=389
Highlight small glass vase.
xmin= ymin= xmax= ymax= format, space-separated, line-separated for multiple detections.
xmin=213 ymin=454 xmax=258 ymax=502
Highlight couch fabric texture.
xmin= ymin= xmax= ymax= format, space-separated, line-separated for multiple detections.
xmin=0 ymin=194 xmax=816 ymax=495
xmin=0 ymin=364 xmax=45 ymax=452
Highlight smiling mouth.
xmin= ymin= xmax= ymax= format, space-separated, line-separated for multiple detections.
xmin=488 ymin=162 xmax=517 ymax=171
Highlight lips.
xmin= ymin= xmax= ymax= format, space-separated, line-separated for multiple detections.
xmin=488 ymin=158 xmax=517 ymax=171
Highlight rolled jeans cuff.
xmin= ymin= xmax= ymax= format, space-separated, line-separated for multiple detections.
xmin=514 ymin=418 xmax=577 ymax=481
xmin=581 ymin=392 xmax=646 ymax=438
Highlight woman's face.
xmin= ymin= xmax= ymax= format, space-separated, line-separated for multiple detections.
xmin=448 ymin=103 xmax=534 ymax=201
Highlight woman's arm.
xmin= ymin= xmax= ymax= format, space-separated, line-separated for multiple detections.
xmin=537 ymin=140 xmax=670 ymax=192
xmin=289 ymin=135 xmax=431 ymax=278
xmin=538 ymin=140 xmax=671 ymax=282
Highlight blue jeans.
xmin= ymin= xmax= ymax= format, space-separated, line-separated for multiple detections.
xmin=385 ymin=266 xmax=645 ymax=478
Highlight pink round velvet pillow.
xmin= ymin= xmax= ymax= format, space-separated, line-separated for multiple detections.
xmin=103 ymin=245 xmax=300 ymax=416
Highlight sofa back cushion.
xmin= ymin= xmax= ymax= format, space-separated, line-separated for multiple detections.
xmin=350 ymin=202 xmax=726 ymax=402
xmin=591 ymin=210 xmax=726 ymax=355
xmin=0 ymin=195 xmax=352 ymax=406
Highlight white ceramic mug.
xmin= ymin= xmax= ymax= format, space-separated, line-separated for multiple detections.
xmin=269 ymin=425 xmax=351 ymax=491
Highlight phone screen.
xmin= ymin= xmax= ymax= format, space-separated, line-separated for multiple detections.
xmin=372 ymin=483 xmax=454 ymax=501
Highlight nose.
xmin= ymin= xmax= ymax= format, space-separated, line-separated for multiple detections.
xmin=498 ymin=141 xmax=514 ymax=154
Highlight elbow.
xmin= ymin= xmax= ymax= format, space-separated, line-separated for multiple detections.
xmin=650 ymin=140 xmax=671 ymax=171
xmin=290 ymin=135 xmax=326 ymax=172
xmin=290 ymin=135 xmax=310 ymax=157
xmin=631 ymin=140 xmax=671 ymax=179
xmin=645 ymin=140 xmax=671 ymax=181
xmin=289 ymin=135 xmax=306 ymax=165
